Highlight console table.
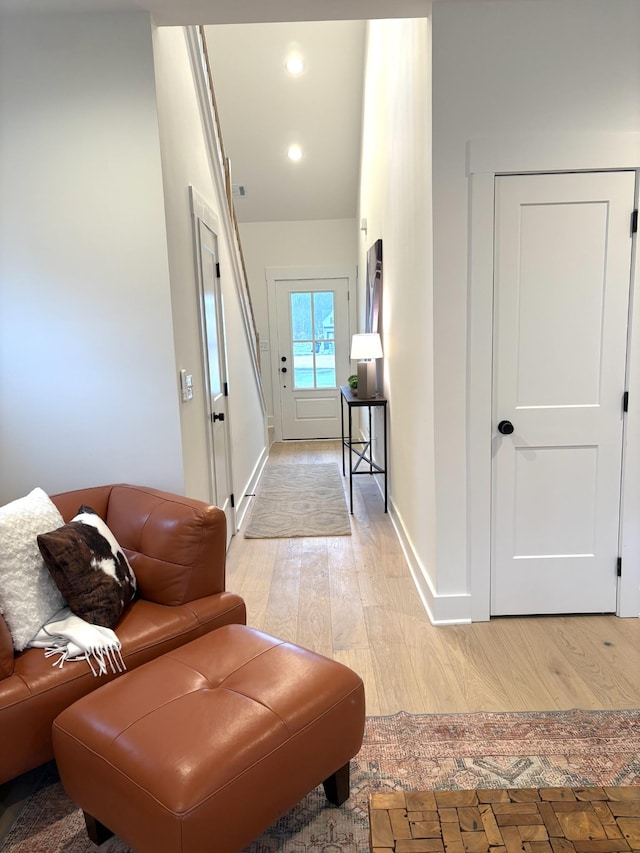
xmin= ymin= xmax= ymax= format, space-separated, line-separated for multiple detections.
xmin=340 ymin=385 xmax=388 ymax=514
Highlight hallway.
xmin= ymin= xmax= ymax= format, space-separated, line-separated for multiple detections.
xmin=226 ymin=441 xmax=640 ymax=715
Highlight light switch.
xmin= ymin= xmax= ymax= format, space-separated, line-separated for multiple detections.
xmin=180 ymin=369 xmax=194 ymax=402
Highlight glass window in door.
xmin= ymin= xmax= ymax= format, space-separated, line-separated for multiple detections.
xmin=290 ymin=291 xmax=336 ymax=389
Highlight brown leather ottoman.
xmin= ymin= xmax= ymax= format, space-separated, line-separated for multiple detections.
xmin=52 ymin=624 xmax=365 ymax=853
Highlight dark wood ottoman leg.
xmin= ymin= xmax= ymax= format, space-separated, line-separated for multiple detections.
xmin=322 ymin=761 xmax=351 ymax=806
xmin=84 ymin=812 xmax=114 ymax=845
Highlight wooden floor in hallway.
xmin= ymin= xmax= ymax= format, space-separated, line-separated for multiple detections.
xmin=226 ymin=440 xmax=640 ymax=716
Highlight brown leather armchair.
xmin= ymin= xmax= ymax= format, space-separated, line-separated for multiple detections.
xmin=0 ymin=484 xmax=246 ymax=785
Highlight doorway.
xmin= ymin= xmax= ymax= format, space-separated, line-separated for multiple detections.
xmin=491 ymin=170 xmax=635 ymax=615
xmin=267 ymin=266 xmax=356 ymax=441
xmin=191 ymin=189 xmax=235 ymax=544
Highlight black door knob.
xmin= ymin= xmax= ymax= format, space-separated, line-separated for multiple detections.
xmin=212 ymin=412 xmax=225 ymax=422
xmin=281 ymin=367 xmax=287 ymax=373
xmin=498 ymin=420 xmax=514 ymax=435
xmin=281 ymin=356 xmax=287 ymax=362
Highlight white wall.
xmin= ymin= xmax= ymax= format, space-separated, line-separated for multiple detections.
xmin=431 ymin=0 xmax=640 ymax=613
xmin=152 ymin=26 xmax=268 ymax=513
xmin=358 ymin=18 xmax=437 ymax=611
xmin=0 ymin=11 xmax=184 ymax=502
xmin=239 ymin=218 xmax=357 ymax=421
xmin=152 ymin=27 xmax=215 ymax=503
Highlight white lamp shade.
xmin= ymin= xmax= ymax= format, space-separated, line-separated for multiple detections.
xmin=350 ymin=333 xmax=383 ymax=360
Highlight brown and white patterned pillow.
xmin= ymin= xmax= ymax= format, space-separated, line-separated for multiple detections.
xmin=37 ymin=505 xmax=136 ymax=629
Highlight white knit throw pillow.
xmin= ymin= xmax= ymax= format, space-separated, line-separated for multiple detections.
xmin=0 ymin=488 xmax=66 ymax=650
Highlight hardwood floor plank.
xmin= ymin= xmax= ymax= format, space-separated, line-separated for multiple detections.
xmin=431 ymin=623 xmax=532 ymax=712
xmin=261 ymin=539 xmax=303 ymax=642
xmin=226 ymin=536 xmax=278 ymax=631
xmin=327 ymin=538 xmax=369 ymax=651
xmin=509 ymin=618 xmax=606 ymax=710
xmin=450 ymin=619 xmax=560 ymax=712
xmin=296 ymin=538 xmax=333 ymax=657
xmin=357 ymin=570 xmax=395 ymax=608
xmin=398 ymin=614 xmax=470 ymax=713
xmin=335 ymin=647 xmax=382 ymax=715
xmin=364 ymin=605 xmax=428 ymax=714
xmin=226 ymin=440 xmax=640 ymax=715
xmin=602 ymin=615 xmax=640 ymax=680
xmin=545 ymin=616 xmax=640 ymax=708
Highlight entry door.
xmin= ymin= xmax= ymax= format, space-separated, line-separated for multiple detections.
xmin=275 ymin=277 xmax=351 ymax=440
xmin=491 ymin=171 xmax=635 ymax=615
xmin=197 ymin=220 xmax=234 ymax=544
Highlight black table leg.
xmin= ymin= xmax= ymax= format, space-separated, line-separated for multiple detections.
xmin=341 ymin=394 xmax=346 ymax=476
xmin=384 ymin=402 xmax=388 ymax=512
xmin=348 ymin=403 xmax=353 ymax=514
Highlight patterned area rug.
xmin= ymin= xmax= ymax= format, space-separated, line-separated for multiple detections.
xmin=244 ymin=463 xmax=351 ymax=538
xmin=2 ymin=710 xmax=639 ymax=852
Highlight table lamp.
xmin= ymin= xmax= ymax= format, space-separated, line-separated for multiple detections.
xmin=351 ymin=333 xmax=383 ymax=398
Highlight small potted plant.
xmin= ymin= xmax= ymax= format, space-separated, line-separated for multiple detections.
xmin=347 ymin=374 xmax=358 ymax=396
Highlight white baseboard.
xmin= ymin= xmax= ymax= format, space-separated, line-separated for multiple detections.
xmin=370 ymin=476 xmax=472 ymax=625
xmin=234 ymin=447 xmax=268 ymax=532
xmin=351 ymin=421 xmax=471 ymax=624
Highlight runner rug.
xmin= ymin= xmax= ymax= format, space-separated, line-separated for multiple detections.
xmin=243 ymin=463 xmax=351 ymax=538
xmin=2 ymin=709 xmax=639 ymax=853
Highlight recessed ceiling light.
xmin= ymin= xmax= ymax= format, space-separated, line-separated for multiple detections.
xmin=285 ymin=55 xmax=304 ymax=75
xmin=287 ymin=144 xmax=302 ymax=162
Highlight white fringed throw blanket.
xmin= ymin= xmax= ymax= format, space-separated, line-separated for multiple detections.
xmin=30 ymin=607 xmax=126 ymax=677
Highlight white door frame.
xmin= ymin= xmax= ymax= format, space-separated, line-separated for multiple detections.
xmin=266 ymin=265 xmax=357 ymax=442
xmin=467 ymin=132 xmax=640 ymax=621
xmin=190 ymin=187 xmax=236 ymax=538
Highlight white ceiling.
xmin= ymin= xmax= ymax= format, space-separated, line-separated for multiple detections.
xmin=0 ymin=0 xmax=430 ymax=24
xmin=205 ymin=21 xmax=367 ymax=223
xmin=0 ymin=0 xmax=431 ymax=224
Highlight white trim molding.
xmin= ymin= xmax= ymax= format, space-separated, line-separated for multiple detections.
xmin=389 ymin=496 xmax=472 ymax=625
xmin=235 ymin=446 xmax=269 ymax=532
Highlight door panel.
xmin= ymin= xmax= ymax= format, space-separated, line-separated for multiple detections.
xmin=515 ymin=202 xmax=607 ymax=407
xmin=491 ymin=171 xmax=635 ymax=615
xmin=276 ymin=278 xmax=350 ymax=440
xmin=513 ymin=445 xmax=597 ymax=557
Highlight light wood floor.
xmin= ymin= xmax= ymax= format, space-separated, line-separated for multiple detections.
xmin=227 ymin=440 xmax=640 ymax=716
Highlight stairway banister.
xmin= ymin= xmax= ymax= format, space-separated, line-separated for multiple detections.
xmin=186 ymin=25 xmax=265 ymax=413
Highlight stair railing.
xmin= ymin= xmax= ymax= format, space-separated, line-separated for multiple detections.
xmin=185 ymin=25 xmax=265 ymax=413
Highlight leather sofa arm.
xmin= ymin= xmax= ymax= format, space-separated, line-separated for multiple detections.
xmin=51 ymin=485 xmax=227 ymax=607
